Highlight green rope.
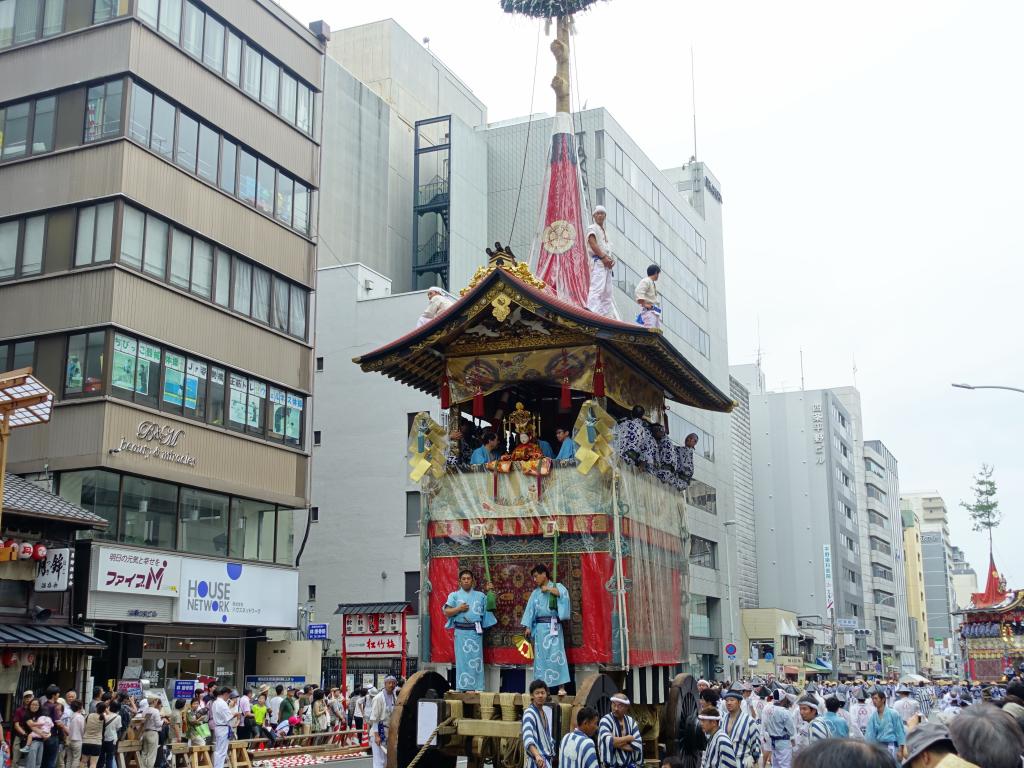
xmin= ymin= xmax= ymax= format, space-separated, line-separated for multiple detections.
xmin=481 ymin=535 xmax=497 ymax=612
xmin=549 ymin=528 xmax=559 ymax=611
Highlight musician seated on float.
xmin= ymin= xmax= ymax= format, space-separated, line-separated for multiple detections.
xmin=470 ymin=432 xmax=501 ymax=465
xmin=554 ymin=425 xmax=578 ymax=461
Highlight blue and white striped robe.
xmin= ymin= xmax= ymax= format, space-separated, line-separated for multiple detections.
xmin=597 ymin=713 xmax=642 ymax=767
xmin=721 ymin=710 xmax=760 ymax=765
xmin=700 ymin=728 xmax=739 ymax=768
xmin=558 ymin=729 xmax=599 ymax=768
xmin=522 ymin=704 xmax=555 ymax=768
xmin=795 ymin=716 xmax=830 ymax=752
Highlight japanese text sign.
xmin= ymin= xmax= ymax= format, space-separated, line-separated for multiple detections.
xmin=95 ymin=548 xmax=181 ymax=596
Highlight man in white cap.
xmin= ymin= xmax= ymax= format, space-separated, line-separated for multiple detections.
xmin=597 ymin=692 xmax=642 ymax=768
xmin=416 ymin=286 xmax=454 ymax=328
xmin=721 ymin=684 xmax=760 ymax=768
xmin=795 ymin=694 xmax=830 ymax=753
xmin=585 ymin=205 xmax=617 ymax=319
xmin=367 ymin=676 xmax=397 ymax=768
xmin=698 ymin=705 xmax=739 ymax=768
xmin=893 ymin=684 xmax=921 ymax=728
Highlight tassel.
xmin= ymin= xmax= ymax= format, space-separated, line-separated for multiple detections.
xmin=560 ymin=349 xmax=571 ymax=411
xmin=440 ymin=371 xmax=450 ymax=409
xmin=593 ymin=348 xmax=605 ymax=398
xmin=473 ymin=386 xmax=484 ymax=418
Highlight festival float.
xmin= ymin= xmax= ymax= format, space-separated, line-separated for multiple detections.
xmin=958 ymin=556 xmax=1024 ymax=682
xmin=351 ymin=1 xmax=734 ymax=766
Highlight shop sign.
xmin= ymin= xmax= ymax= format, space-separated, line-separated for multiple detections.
xmin=344 ymin=634 xmax=403 ymax=655
xmin=173 ymin=680 xmax=201 ymax=699
xmin=175 ymin=560 xmax=298 ymax=628
xmin=307 ymin=623 xmax=328 ymax=640
xmin=244 ymin=675 xmax=305 ymax=690
xmin=811 ymin=403 xmax=825 ymax=465
xmin=35 ymin=548 xmax=72 ymax=592
xmin=111 ymin=420 xmax=198 ymax=468
xmin=95 ymin=548 xmax=181 ymax=596
xmin=117 ymin=679 xmax=143 ymax=699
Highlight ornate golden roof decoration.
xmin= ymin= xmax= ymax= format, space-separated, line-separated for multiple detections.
xmin=460 ymin=242 xmax=547 ymax=296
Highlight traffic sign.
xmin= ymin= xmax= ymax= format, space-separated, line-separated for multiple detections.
xmin=308 ymin=623 xmax=328 ymax=640
xmin=836 ymin=618 xmax=858 ymax=630
xmin=714 ymin=664 xmax=725 ymax=674
xmin=725 ymin=643 xmax=737 ymax=656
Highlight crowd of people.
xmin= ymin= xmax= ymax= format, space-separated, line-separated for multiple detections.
xmin=0 ymin=679 xmax=399 ymax=768
xmin=644 ymin=673 xmax=1024 ymax=768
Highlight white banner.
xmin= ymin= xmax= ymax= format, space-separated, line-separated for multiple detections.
xmin=95 ymin=548 xmax=181 ymax=596
xmin=35 ymin=548 xmax=72 ymax=592
xmin=344 ymin=634 xmax=403 ymax=655
xmin=823 ymin=544 xmax=835 ymax=615
xmin=175 ymin=560 xmax=298 ymax=628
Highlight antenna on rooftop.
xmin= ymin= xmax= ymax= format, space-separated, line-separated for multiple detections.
xmin=691 ymin=46 xmax=698 ymax=161
xmin=422 ymin=36 xmax=431 ymax=50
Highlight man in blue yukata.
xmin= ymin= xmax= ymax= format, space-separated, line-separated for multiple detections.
xmin=554 ymin=426 xmax=578 ymax=461
xmin=520 ymin=563 xmax=571 ymax=688
xmin=469 ymin=432 xmax=501 ymax=465
xmin=442 ymin=569 xmax=497 ymax=691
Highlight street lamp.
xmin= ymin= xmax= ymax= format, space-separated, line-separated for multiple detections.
xmin=952 ymin=383 xmax=1024 ymax=395
xmin=0 ymin=368 xmax=55 ymax=531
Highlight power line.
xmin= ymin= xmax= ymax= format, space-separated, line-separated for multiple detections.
xmin=508 ymin=22 xmax=543 ymax=244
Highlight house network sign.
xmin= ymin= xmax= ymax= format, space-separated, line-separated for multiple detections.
xmin=113 ymin=420 xmax=198 ymax=467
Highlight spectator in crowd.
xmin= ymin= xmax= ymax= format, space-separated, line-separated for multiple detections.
xmin=12 ymin=691 xmax=35 ymax=755
xmin=252 ymin=693 xmax=269 ymax=741
xmin=81 ymin=702 xmax=106 ymax=768
xmin=169 ymin=700 xmax=186 ymax=744
xmin=19 ymin=698 xmax=52 ymax=768
xmin=65 ymin=700 xmax=85 ymax=768
xmin=43 ymin=701 xmax=64 ymax=768
xmin=100 ymin=700 xmax=122 ymax=768
xmin=185 ymin=697 xmax=209 ymax=747
xmin=267 ymin=686 xmax=283 ymax=732
xmin=947 ymin=703 xmax=1024 ymax=768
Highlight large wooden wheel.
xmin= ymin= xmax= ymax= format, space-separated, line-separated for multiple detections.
xmin=661 ymin=673 xmax=705 ymax=768
xmin=387 ymin=670 xmax=454 ymax=768
xmin=572 ymin=672 xmax=621 ymax=725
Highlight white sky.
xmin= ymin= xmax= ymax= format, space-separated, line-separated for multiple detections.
xmin=280 ymin=0 xmax=1024 ymax=587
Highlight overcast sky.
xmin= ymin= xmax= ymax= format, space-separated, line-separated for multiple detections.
xmin=280 ymin=0 xmax=1023 ymax=587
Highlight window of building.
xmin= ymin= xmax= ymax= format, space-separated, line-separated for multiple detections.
xmin=404 ymin=571 xmax=419 ymax=614
xmin=289 ymin=284 xmax=306 ymax=337
xmin=275 ymin=173 xmax=293 ymax=225
xmin=846 ymin=568 xmax=858 ymax=584
xmin=161 ymin=348 xmax=185 ymax=413
xmin=225 ymin=29 xmax=241 ymax=84
xmin=178 ymin=487 xmax=228 ymax=556
xmin=128 ymin=83 xmax=152 ymax=144
xmin=157 ymin=0 xmax=180 ymax=42
xmin=255 ymin=158 xmax=274 ymax=214
xmin=196 ymin=124 xmax=218 ymax=182
xmin=251 ymin=265 xmax=270 ymax=323
xmin=150 ymin=93 xmax=175 ymax=158
xmin=84 ymin=80 xmax=123 ymax=142
xmin=686 ymin=480 xmax=717 ymax=515
xmin=228 ymin=497 xmax=274 ymax=562
xmin=280 ymin=73 xmax=297 ymax=124
xmin=260 ymin=57 xmax=279 ymax=110
xmin=241 ymin=43 xmax=261 ymax=98
xmin=57 ymin=469 xmax=121 ymax=538
xmin=869 ymin=510 xmax=888 ymax=528
xmin=181 ymin=0 xmax=202 ymax=57
xmin=0 ymin=340 xmax=35 ymax=372
xmin=218 ymin=137 xmax=236 ymax=194
xmin=872 ymin=564 xmax=894 ymax=581
xmin=310 ymin=506 xmax=319 ymax=522
xmin=208 ymin=365 xmax=225 ymax=425
xmin=271 ymin=276 xmax=289 ymax=331
xmin=174 ymin=112 xmax=199 ymax=172
xmin=275 ymin=507 xmax=294 ymax=565
xmin=405 ymin=491 xmax=420 ymax=535
xmin=296 ymin=84 xmax=312 ymax=134
xmin=64 ymin=331 xmax=105 ymax=396
xmin=307 ymin=584 xmax=316 ymax=601
xmin=866 ymin=484 xmax=887 ymax=501
xmin=0 ymin=213 xmax=44 ymax=279
xmin=237 ymin=148 xmax=256 ymax=205
xmin=689 ymin=536 xmax=717 ymax=569
xmin=77 ymin=203 xmax=115 ymax=267
xmin=870 ymin=537 xmax=892 ymax=556
xmin=121 ymin=475 xmax=178 ymax=549
xmin=0 ymin=0 xmax=66 ymax=48
xmin=184 ymin=358 xmax=207 ymax=420
xmin=313 ymin=430 xmax=321 ymax=446
xmin=169 ymin=228 xmax=192 ymax=289
xmin=138 ymin=0 xmax=157 ymax=25
xmin=31 ymin=96 xmax=54 ymax=153
xmin=245 ymin=377 xmax=265 ymax=435
xmin=315 ymin=357 xmax=323 ymax=372
xmin=142 ymin=213 xmax=168 ymax=278
xmin=202 ymin=14 xmax=223 ymax=71
xmin=0 ymin=100 xmax=27 ymax=159
xmin=232 ymin=258 xmax=251 ymax=314
xmin=690 ymin=594 xmax=710 ymax=637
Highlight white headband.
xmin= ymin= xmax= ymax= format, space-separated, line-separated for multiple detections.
xmin=610 ymin=696 xmax=630 ymax=705
xmin=697 ymin=714 xmax=720 ymax=721
xmin=593 ymin=205 xmax=607 ymax=216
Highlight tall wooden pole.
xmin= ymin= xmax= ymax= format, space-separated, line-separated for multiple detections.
xmin=0 ymin=413 xmax=9 ymax=534
xmin=550 ymin=15 xmax=571 ymax=113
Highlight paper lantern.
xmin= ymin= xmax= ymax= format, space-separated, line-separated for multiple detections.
xmin=19 ymin=542 xmax=35 ymax=560
xmin=1 ymin=651 xmax=17 ymax=667
xmin=32 ymin=543 xmax=47 ymax=561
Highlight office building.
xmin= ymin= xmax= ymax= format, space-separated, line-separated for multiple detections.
xmin=862 ymin=439 xmax=916 ymax=675
xmin=902 ymin=492 xmax=963 ymax=676
xmin=900 ymin=500 xmax=934 ymax=673
xmin=950 ymin=546 xmax=978 ymax=611
xmin=730 ymin=375 xmax=758 ymax=610
xmin=0 ymin=0 xmax=325 ymax=692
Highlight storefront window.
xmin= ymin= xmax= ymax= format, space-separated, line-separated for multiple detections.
xmin=275 ymin=507 xmax=294 ymax=565
xmin=58 ymin=469 xmax=120 ymax=539
xmin=229 ymin=498 xmax=274 ymax=562
xmin=179 ymin=487 xmax=228 ymax=557
xmin=65 ymin=331 xmax=105 ymax=396
xmin=690 ymin=595 xmax=711 ymax=637
xmin=121 ymin=475 xmax=177 ymax=549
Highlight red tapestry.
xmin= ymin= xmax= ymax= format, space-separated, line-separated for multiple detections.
xmin=429 ymin=552 xmax=612 ymax=665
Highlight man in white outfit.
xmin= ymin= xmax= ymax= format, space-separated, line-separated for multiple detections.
xmin=209 ymin=687 xmax=235 ymax=768
xmin=367 ymin=676 xmax=398 ymax=768
xmin=585 ymin=205 xmax=617 ymax=319
xmin=416 ymin=287 xmax=454 ymax=328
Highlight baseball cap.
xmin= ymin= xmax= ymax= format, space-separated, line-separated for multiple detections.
xmin=903 ymin=722 xmax=953 ymax=766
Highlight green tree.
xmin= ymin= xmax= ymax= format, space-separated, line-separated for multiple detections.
xmin=961 ymin=464 xmax=1000 ymax=552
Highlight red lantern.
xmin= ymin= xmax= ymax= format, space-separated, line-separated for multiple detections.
xmin=32 ymin=543 xmax=47 ymax=561
xmin=19 ymin=542 xmax=34 ymax=560
xmin=1 ymin=651 xmax=17 ymax=667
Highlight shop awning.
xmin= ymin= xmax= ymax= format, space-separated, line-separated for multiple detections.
xmin=805 ymin=662 xmax=831 ymax=673
xmin=779 ymin=618 xmax=800 ymax=637
xmin=783 ymin=665 xmax=800 ymax=675
xmin=0 ymin=624 xmax=106 ymax=649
